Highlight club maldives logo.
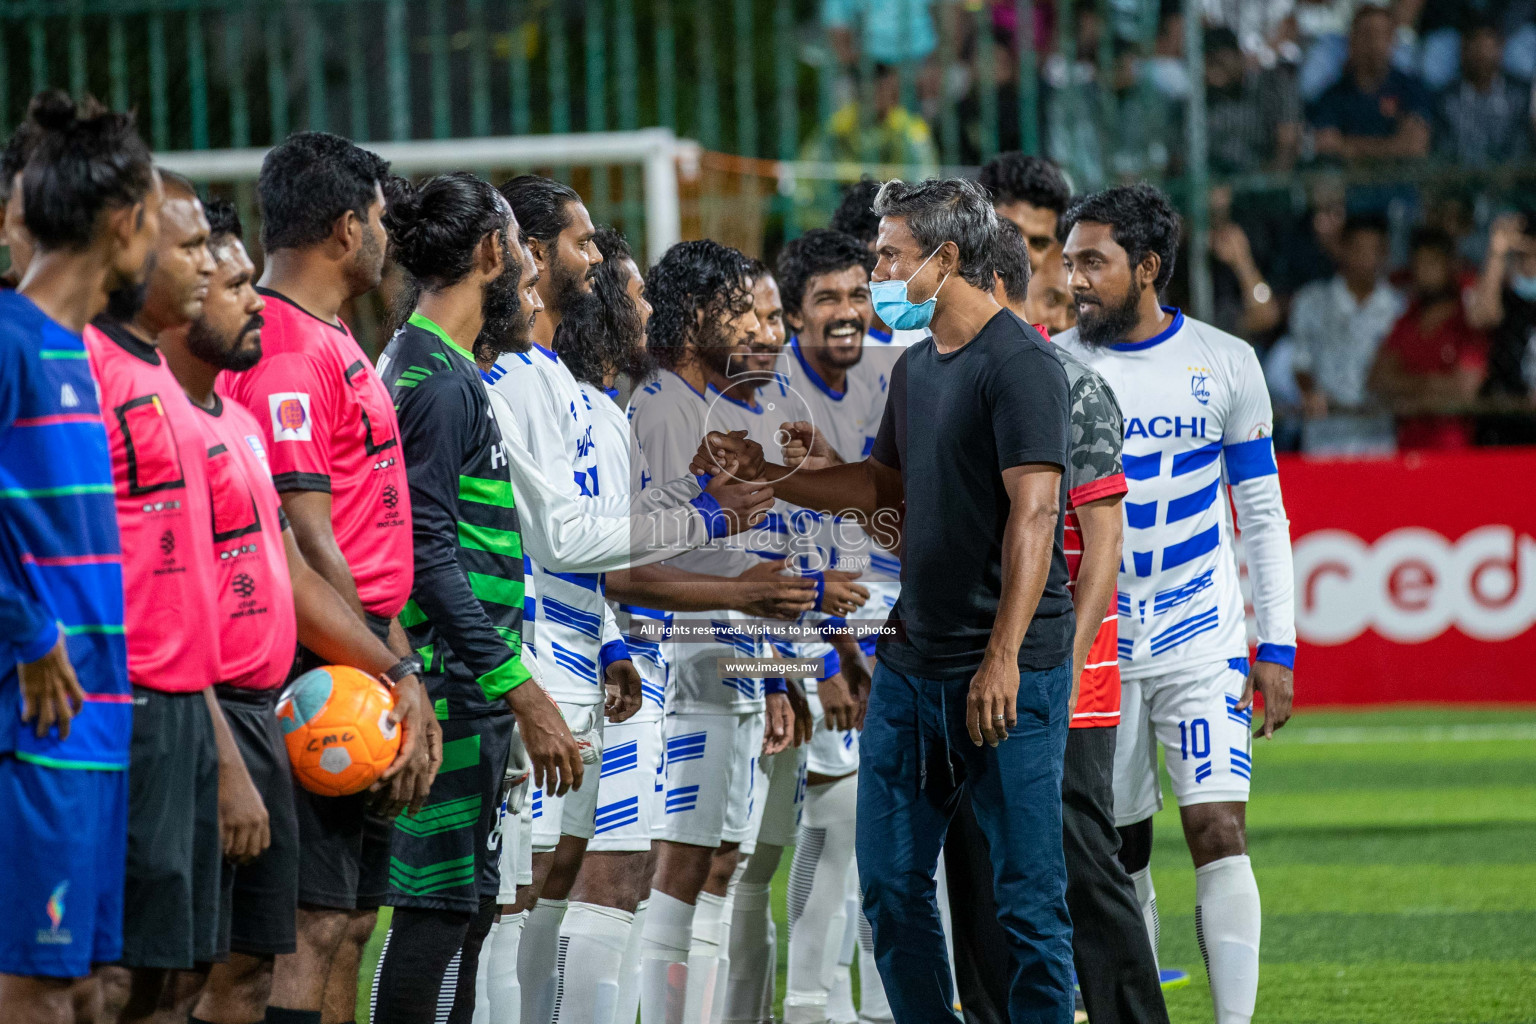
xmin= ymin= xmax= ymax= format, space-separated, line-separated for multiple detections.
xmin=36 ymin=881 xmax=70 ymax=945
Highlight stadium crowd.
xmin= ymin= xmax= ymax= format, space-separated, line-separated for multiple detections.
xmin=4 ymin=80 xmax=1296 ymax=1024
xmin=819 ymin=1 xmax=1536 ymax=455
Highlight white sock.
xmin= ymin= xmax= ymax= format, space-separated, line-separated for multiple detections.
xmin=640 ymin=890 xmax=695 ymax=1024
xmin=708 ymin=883 xmax=737 ymax=1024
xmin=854 ymin=869 xmax=892 ymax=1024
xmin=1196 ymin=855 xmax=1261 ymax=1024
xmin=682 ymin=891 xmax=726 ymax=1024
xmin=489 ymin=910 xmax=528 ymax=1024
xmin=551 ymin=901 xmax=633 ymax=1024
xmin=723 ymin=880 xmax=773 ymax=1024
xmin=614 ymin=899 xmax=648 ymax=1024
xmin=784 ymin=775 xmax=858 ymax=1023
xmin=1130 ymin=866 xmax=1162 ymax=971
xmin=520 ymin=898 xmax=569 ymax=1024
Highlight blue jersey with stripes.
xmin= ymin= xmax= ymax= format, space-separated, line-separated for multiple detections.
xmin=1058 ymin=309 xmax=1296 ymax=680
xmin=0 ymin=291 xmax=130 ymax=769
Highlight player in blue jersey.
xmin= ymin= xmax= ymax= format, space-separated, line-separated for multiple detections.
xmin=1057 ymin=185 xmax=1296 ymax=1024
xmin=0 ymin=91 xmax=160 ymax=1024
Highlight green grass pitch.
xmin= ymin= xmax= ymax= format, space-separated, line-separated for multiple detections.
xmin=359 ymin=706 xmax=1536 ymax=1023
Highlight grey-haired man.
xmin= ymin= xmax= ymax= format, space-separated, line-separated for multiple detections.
xmin=696 ymin=178 xmax=1077 ymax=1023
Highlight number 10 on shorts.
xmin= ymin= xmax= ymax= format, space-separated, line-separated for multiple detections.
xmin=1179 ymin=718 xmax=1210 ymax=760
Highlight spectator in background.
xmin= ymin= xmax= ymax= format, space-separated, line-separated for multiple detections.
xmin=1467 ymin=213 xmax=1536 ymax=444
xmin=823 ymin=0 xmax=937 ymax=71
xmin=1165 ymin=185 xmax=1281 ymax=343
xmin=1287 ymin=213 xmax=1404 ymax=418
xmin=977 ymin=151 xmax=1072 ymax=274
xmin=803 ymin=63 xmax=939 ymax=177
xmin=1269 ymin=175 xmax=1350 ymax=301
xmin=1204 ymin=27 xmax=1303 ymax=173
xmin=1208 ymin=185 xmax=1283 ymax=338
xmin=1310 ymin=4 xmax=1432 ymax=161
xmin=1202 ymin=0 xmax=1300 ymax=70
xmin=1293 ymin=0 xmax=1361 ymax=103
xmin=1406 ymin=0 xmax=1536 ymax=89
xmin=1434 ymin=20 xmax=1532 ymax=167
xmin=1369 ymin=227 xmax=1488 ymax=448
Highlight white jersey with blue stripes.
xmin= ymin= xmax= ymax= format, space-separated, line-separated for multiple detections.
xmin=773 ymin=334 xmax=902 ymax=588
xmin=580 ymin=380 xmax=669 ymax=722
xmin=485 ymin=345 xmax=621 ymax=705
xmin=1057 ymin=309 xmax=1296 ymax=681
xmin=706 ymin=372 xmax=837 ymax=673
xmin=628 ymin=369 xmax=768 ymax=712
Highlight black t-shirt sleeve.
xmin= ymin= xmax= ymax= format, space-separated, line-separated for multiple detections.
xmin=395 ymin=374 xmax=518 ymax=681
xmin=990 ymin=344 xmax=1069 ymax=473
xmin=869 ymin=349 xmax=906 ymax=470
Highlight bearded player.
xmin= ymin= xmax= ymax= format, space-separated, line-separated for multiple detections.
xmin=557 ymin=230 xmax=824 ymax=1024
xmin=1056 ymin=184 xmax=1296 ymax=1024
xmin=223 ymin=132 xmax=439 ymax=1024
xmin=734 ymin=232 xmax=896 ymax=1024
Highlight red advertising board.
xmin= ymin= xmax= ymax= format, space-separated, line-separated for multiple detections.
xmin=1278 ymin=448 xmax=1536 ymax=705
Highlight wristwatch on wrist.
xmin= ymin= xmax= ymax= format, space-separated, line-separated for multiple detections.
xmin=383 ymin=656 xmax=422 ymax=685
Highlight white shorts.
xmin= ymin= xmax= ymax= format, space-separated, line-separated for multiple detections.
xmin=531 ymin=702 xmax=605 ymax=851
xmin=805 ymin=685 xmax=860 ymax=777
xmin=654 ymin=710 xmax=764 ymax=848
xmin=586 ymin=715 xmax=664 ymax=853
xmin=743 ymin=745 xmax=807 ymax=855
xmin=496 ymin=794 xmax=534 ymax=903
xmin=1113 ymin=658 xmax=1255 ymax=827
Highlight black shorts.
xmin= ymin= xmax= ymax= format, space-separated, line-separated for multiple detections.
xmin=385 ymin=714 xmax=513 ymax=913
xmin=292 ymin=611 xmax=395 ymax=911
xmin=216 ymin=685 xmax=299 ymax=958
xmin=121 ymin=687 xmax=222 ymax=969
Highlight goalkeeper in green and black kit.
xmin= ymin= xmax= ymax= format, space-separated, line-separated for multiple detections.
xmin=372 ymin=172 xmax=582 ymax=1024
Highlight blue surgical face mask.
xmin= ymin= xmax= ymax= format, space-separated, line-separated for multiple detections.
xmin=870 ymin=246 xmax=951 ymax=330
xmin=1511 ymin=273 xmax=1536 ymax=303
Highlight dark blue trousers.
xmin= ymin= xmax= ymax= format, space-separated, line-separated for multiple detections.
xmin=856 ymin=659 xmax=1074 ymax=1024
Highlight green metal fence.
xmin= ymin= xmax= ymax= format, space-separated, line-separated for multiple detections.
xmin=10 ymin=0 xmax=1536 ymax=331
xmin=0 ymin=0 xmax=1170 ymax=183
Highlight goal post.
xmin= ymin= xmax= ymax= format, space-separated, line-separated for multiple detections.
xmin=158 ymin=127 xmax=696 ymax=269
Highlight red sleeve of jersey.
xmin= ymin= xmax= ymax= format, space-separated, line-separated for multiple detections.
xmin=230 ymin=351 xmax=336 ymax=493
xmin=1069 ymin=472 xmax=1127 ymax=509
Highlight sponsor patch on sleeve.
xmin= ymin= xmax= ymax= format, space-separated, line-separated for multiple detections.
xmin=268 ymin=392 xmax=312 ymax=442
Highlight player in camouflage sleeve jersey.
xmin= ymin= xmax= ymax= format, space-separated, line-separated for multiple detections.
xmin=944 ymin=220 xmax=1169 ymax=1024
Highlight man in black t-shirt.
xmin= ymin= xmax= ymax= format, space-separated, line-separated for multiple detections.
xmin=695 ymin=177 xmax=1076 ymax=1023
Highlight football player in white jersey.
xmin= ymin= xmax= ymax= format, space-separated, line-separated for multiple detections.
xmin=476 ymin=185 xmax=774 ymax=1024
xmin=487 ymin=177 xmax=642 ymax=1022
xmin=711 ymin=264 xmax=872 ymax=1024
xmin=556 ymin=230 xmax=822 ymax=1024
xmin=627 ymin=241 xmax=800 ymax=1024
xmin=1056 ymin=184 xmax=1296 ymax=1024
xmin=766 ymin=229 xmax=900 ymax=1024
